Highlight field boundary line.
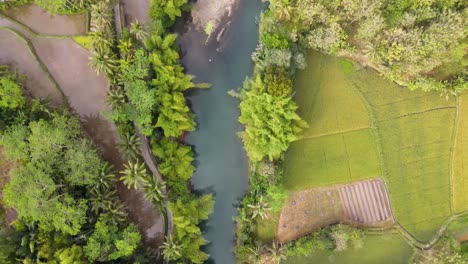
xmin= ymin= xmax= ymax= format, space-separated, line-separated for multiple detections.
xmin=1 ymin=7 xmax=87 ymax=37
xmin=300 ymin=126 xmax=371 ymax=141
xmin=0 ymin=27 xmax=68 ymax=107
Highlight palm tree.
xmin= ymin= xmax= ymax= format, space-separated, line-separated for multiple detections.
xmin=101 ymin=202 xmax=128 ymax=226
xmin=89 ymin=185 xmax=117 ymax=214
xmin=119 ymin=132 xmax=141 ymax=161
xmin=95 ymin=163 xmax=116 ymax=190
xmin=268 ymin=242 xmax=286 ymax=264
xmin=89 ymin=31 xmax=113 ymax=51
xmin=160 ymin=235 xmax=182 ymax=261
xmin=364 ymin=43 xmax=382 ymax=64
xmin=120 ymin=159 xmax=148 ymax=189
xmin=142 ymin=175 xmax=166 ymax=211
xmin=247 ymin=196 xmax=271 ymax=220
xmin=130 ymin=20 xmax=147 ymax=41
xmin=106 ymin=86 xmax=126 ymax=109
xmin=248 ymin=245 xmax=264 ymax=264
xmin=89 ymin=48 xmax=116 ymax=76
xmin=118 ymin=38 xmax=133 ymax=59
xmin=90 ymin=1 xmax=112 ymax=31
xmin=273 ymin=1 xmax=294 ymax=22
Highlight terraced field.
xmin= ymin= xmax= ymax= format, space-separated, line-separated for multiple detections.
xmin=453 ymin=94 xmax=468 ymax=213
xmin=283 ymin=50 xmax=458 ymax=244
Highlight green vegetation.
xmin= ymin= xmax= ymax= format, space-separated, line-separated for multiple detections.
xmin=103 ymin=0 xmax=214 ymax=262
xmin=284 ymin=129 xmax=380 ymax=189
xmin=72 ymin=35 xmax=92 ymax=49
xmin=0 ymin=69 xmax=147 ymax=263
xmin=262 ymin=0 xmax=467 ymax=95
xmin=284 ymin=232 xmax=413 ymax=264
xmin=239 ymin=91 xmax=307 ymax=162
xmin=348 ymin=64 xmax=456 ymax=241
xmin=453 ymin=95 xmax=468 ymax=213
xmin=285 ymin=49 xmax=456 ymax=241
xmin=237 ymin=0 xmax=467 ymax=263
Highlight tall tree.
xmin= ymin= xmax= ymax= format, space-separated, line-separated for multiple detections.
xmin=120 ymin=159 xmax=148 ymax=189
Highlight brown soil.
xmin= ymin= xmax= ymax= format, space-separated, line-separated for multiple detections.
xmin=3 ymin=4 xmax=87 ymax=35
xmin=117 ymin=181 xmax=165 ymax=247
xmin=0 ymin=29 xmax=64 ymax=107
xmin=277 ymin=179 xmax=394 ymax=243
xmin=31 ymin=37 xmax=108 ymax=116
xmin=277 ymin=187 xmax=343 ymax=243
xmin=120 ymin=0 xmax=150 ymax=26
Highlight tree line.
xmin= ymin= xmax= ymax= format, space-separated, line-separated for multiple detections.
xmin=0 ymin=68 xmax=149 ymax=263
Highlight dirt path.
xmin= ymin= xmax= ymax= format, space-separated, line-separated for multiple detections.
xmin=0 ymin=29 xmax=64 ymax=106
xmin=3 ymin=4 xmax=87 ymax=35
xmin=120 ymin=0 xmax=150 ymax=26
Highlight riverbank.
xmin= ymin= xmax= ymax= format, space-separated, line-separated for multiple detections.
xmin=178 ymin=0 xmax=264 ymax=262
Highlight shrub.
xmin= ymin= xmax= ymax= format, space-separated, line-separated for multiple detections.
xmin=263 ymin=67 xmax=293 ymax=97
xmin=260 ymin=33 xmax=290 ymax=49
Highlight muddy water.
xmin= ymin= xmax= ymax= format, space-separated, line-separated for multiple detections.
xmin=0 ymin=29 xmax=64 ymax=107
xmin=120 ymin=0 xmax=150 ymax=26
xmin=0 ymin=5 xmax=164 ymax=249
xmin=178 ymin=1 xmax=264 ymax=262
xmin=3 ymin=4 xmax=86 ymax=35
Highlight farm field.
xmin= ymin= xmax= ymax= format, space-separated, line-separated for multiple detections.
xmin=282 ymin=50 xmax=458 ymax=249
xmin=277 ymin=179 xmax=393 ymax=243
xmin=347 ymin=63 xmax=456 ymax=241
xmin=453 ymin=94 xmax=468 ymax=213
xmin=283 ymin=51 xmax=381 ymax=190
xmin=283 ymin=232 xmax=413 ymax=264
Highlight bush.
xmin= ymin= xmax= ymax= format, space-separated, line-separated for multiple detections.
xmin=260 ymin=33 xmax=290 ymax=49
xmin=239 ymin=91 xmax=307 ymax=162
xmin=263 ymin=67 xmax=293 ymax=97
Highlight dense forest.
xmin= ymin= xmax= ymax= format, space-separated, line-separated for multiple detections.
xmin=256 ymin=0 xmax=467 ymax=95
xmin=0 ymin=68 xmax=149 ymax=263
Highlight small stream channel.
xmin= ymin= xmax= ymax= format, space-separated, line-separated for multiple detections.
xmin=177 ymin=1 xmax=264 ymax=263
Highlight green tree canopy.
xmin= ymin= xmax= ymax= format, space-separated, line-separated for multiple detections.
xmin=239 ymin=91 xmax=307 ymax=162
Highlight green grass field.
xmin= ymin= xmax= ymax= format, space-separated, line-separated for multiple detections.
xmin=283 ymin=51 xmax=380 ymax=191
xmin=284 ymin=50 xmax=457 ymax=245
xmin=283 ymin=232 xmax=413 ymax=264
xmin=453 ymin=95 xmax=468 ymax=213
xmin=284 ymin=129 xmax=380 ymax=190
xmin=347 ymin=66 xmax=457 ymax=241
xmin=293 ymin=51 xmax=370 ymax=139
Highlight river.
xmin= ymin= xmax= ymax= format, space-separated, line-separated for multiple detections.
xmin=177 ymin=1 xmax=264 ymax=263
